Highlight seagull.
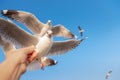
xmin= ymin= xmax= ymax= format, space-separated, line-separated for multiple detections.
xmin=78 ymin=26 xmax=84 ymax=37
xmin=0 ymin=18 xmax=57 ymax=68
xmin=0 ymin=18 xmax=54 ymax=70
xmin=105 ymin=70 xmax=112 ymax=79
xmin=1 ymin=10 xmax=77 ymax=39
xmin=0 ymin=18 xmax=81 ymax=70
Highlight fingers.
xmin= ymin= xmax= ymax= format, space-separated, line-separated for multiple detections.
xmin=26 ymin=50 xmax=38 ymax=63
xmin=20 ymin=45 xmax=37 ymax=63
xmin=29 ymin=51 xmax=38 ymax=62
xmin=20 ymin=45 xmax=35 ymax=55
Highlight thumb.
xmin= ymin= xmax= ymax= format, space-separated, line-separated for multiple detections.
xmin=20 ymin=45 xmax=38 ymax=63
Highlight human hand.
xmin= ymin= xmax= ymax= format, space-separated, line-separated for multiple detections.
xmin=6 ymin=45 xmax=37 ymax=65
xmin=0 ymin=46 xmax=37 ymax=80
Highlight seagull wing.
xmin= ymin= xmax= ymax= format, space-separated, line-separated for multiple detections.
xmin=81 ymin=32 xmax=83 ymax=36
xmin=109 ymin=70 xmax=112 ymax=73
xmin=78 ymin=26 xmax=82 ymax=31
xmin=52 ymin=24 xmax=76 ymax=38
xmin=105 ymin=73 xmax=109 ymax=79
xmin=48 ymin=39 xmax=81 ymax=56
xmin=1 ymin=10 xmax=45 ymax=34
xmin=0 ymin=36 xmax=15 ymax=53
xmin=0 ymin=18 xmax=38 ymax=47
xmin=78 ymin=26 xmax=84 ymax=36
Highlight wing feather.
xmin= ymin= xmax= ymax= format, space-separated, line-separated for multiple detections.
xmin=48 ymin=39 xmax=81 ymax=56
xmin=0 ymin=36 xmax=15 ymax=53
xmin=52 ymin=24 xmax=76 ymax=38
xmin=2 ymin=10 xmax=45 ymax=34
xmin=0 ymin=18 xmax=38 ymax=47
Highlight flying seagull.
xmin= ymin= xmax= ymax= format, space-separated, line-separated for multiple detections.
xmin=1 ymin=10 xmax=77 ymax=39
xmin=1 ymin=10 xmax=79 ymax=70
xmin=0 ymin=18 xmax=54 ymax=70
xmin=0 ymin=18 xmax=81 ymax=70
xmin=78 ymin=26 xmax=84 ymax=37
xmin=105 ymin=70 xmax=112 ymax=79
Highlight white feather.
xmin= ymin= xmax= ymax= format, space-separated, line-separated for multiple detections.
xmin=2 ymin=10 xmax=8 ymax=14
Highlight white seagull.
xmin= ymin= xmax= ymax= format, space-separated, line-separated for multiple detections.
xmin=105 ymin=70 xmax=112 ymax=79
xmin=78 ymin=26 xmax=84 ymax=37
xmin=0 ymin=18 xmax=81 ymax=70
xmin=1 ymin=10 xmax=77 ymax=39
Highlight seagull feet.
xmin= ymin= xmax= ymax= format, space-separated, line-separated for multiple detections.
xmin=40 ymin=63 xmax=45 ymax=70
xmin=40 ymin=58 xmax=45 ymax=70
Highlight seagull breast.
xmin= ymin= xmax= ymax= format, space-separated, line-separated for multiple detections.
xmin=36 ymin=31 xmax=53 ymax=58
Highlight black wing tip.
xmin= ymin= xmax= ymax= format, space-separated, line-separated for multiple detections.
xmin=1 ymin=10 xmax=6 ymax=17
xmin=1 ymin=10 xmax=18 ymax=17
xmin=1 ymin=10 xmax=4 ymax=15
xmin=1 ymin=10 xmax=9 ymax=15
xmin=80 ymin=32 xmax=83 ymax=36
xmin=71 ymin=40 xmax=81 ymax=49
xmin=71 ymin=34 xmax=77 ymax=39
xmin=78 ymin=26 xmax=81 ymax=29
xmin=109 ymin=70 xmax=112 ymax=73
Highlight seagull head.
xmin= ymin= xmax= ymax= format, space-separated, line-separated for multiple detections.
xmin=46 ymin=20 xmax=52 ymax=30
xmin=46 ymin=30 xmax=53 ymax=37
xmin=47 ymin=20 xmax=52 ymax=26
xmin=47 ymin=30 xmax=53 ymax=35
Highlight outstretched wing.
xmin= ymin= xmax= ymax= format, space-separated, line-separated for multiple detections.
xmin=78 ymin=26 xmax=84 ymax=36
xmin=52 ymin=24 xmax=77 ymax=39
xmin=48 ymin=39 xmax=82 ymax=56
xmin=0 ymin=18 xmax=38 ymax=47
xmin=78 ymin=26 xmax=82 ymax=31
xmin=1 ymin=10 xmax=45 ymax=34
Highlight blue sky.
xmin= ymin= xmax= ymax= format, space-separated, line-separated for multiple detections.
xmin=0 ymin=0 xmax=120 ymax=80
